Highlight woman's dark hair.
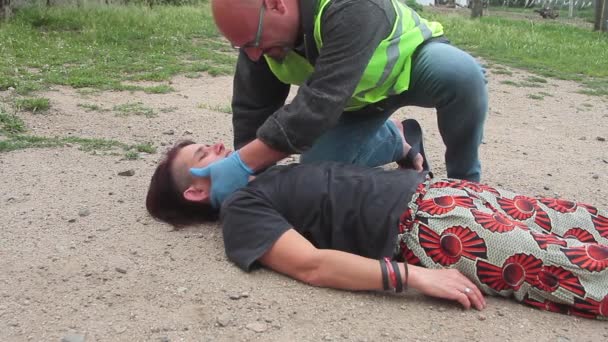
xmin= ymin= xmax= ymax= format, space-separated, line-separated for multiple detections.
xmin=146 ymin=140 xmax=219 ymax=227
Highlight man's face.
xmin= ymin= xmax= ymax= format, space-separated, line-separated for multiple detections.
xmin=172 ymin=143 xmax=232 ymax=202
xmin=214 ymin=0 xmax=300 ymax=62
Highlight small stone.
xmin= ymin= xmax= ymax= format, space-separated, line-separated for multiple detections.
xmin=9 ymin=322 xmax=19 ymax=327
xmin=68 ymin=218 xmax=77 ymax=223
xmin=437 ymin=307 xmax=447 ymax=313
xmin=78 ymin=208 xmax=91 ymax=217
xmin=477 ymin=314 xmax=487 ymax=321
xmin=240 ymin=292 xmax=249 ymax=298
xmin=229 ymin=293 xmax=241 ymax=300
xmin=592 ymin=174 xmax=599 ymax=180
xmin=163 ymin=130 xmax=175 ymax=135
xmin=61 ymin=334 xmax=86 ymax=342
xmin=323 ymin=335 xmax=334 ymax=341
xmin=183 ymin=130 xmax=193 ymax=135
xmin=543 ymin=186 xmax=550 ymax=191
xmin=597 ymin=136 xmax=606 ymax=142
xmin=264 ymin=318 xmax=273 ymax=323
xmin=246 ymin=322 xmax=268 ymax=333
xmin=497 ymin=310 xmax=505 ymax=317
xmin=115 ymin=267 xmax=127 ymax=274
xmin=118 ymin=170 xmax=135 ymax=177
xmin=216 ymin=313 xmax=231 ymax=327
xmin=177 ymin=287 xmax=188 ymax=294
xmin=113 ymin=326 xmax=127 ymax=334
xmin=578 ymin=136 xmax=587 ymax=141
xmin=557 ymin=336 xmax=570 ymax=342
xmin=603 ymin=159 xmax=608 ymax=164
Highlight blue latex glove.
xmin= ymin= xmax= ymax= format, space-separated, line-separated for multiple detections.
xmin=189 ymin=151 xmax=254 ymax=209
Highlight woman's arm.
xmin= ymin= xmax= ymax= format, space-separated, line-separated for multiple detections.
xmin=259 ymin=229 xmax=486 ymax=310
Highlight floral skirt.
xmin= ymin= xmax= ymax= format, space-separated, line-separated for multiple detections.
xmin=396 ymin=177 xmax=608 ymax=319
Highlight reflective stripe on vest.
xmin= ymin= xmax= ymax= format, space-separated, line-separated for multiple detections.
xmin=265 ymin=0 xmax=444 ymax=111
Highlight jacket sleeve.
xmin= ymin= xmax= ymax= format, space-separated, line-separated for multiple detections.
xmin=255 ymin=0 xmax=394 ymax=153
xmin=232 ymin=51 xmax=291 ymax=150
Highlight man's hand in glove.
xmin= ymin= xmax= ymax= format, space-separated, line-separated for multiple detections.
xmin=190 ymin=151 xmax=253 ymax=208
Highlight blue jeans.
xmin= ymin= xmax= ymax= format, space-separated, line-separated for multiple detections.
xmin=300 ymin=42 xmax=488 ymax=182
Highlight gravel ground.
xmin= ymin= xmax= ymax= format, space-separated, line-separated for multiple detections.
xmin=1 ymin=65 xmax=607 ymax=341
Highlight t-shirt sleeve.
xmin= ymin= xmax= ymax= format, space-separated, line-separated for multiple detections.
xmin=220 ymin=189 xmax=293 ymax=272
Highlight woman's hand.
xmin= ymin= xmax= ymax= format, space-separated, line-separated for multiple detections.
xmin=408 ymin=265 xmax=486 ymax=310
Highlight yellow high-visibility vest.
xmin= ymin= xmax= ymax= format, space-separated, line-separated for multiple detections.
xmin=265 ymin=0 xmax=444 ymax=111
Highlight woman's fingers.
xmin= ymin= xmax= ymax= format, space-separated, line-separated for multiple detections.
xmin=453 ymin=291 xmax=472 ymax=310
xmin=460 ymin=277 xmax=485 ymax=310
xmin=411 ymin=267 xmax=487 ymax=311
xmin=449 ymin=270 xmax=485 ymax=310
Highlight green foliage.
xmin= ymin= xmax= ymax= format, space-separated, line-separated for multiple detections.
xmin=134 ymin=142 xmax=156 ymax=153
xmin=124 ymin=150 xmax=139 ymax=160
xmin=405 ymin=0 xmax=423 ymax=13
xmin=0 ymin=107 xmax=26 ymax=135
xmin=428 ymin=10 xmax=608 ymax=96
xmin=527 ymin=93 xmax=545 ymax=100
xmin=113 ymin=102 xmax=156 ymax=117
xmin=15 ymin=97 xmax=50 ymax=112
xmin=0 ymin=134 xmax=125 ymax=152
xmin=77 ymin=103 xmax=107 ymax=112
xmin=525 ymin=76 xmax=548 ymax=84
xmin=198 ymin=102 xmax=232 ymax=114
xmin=0 ymin=5 xmax=235 ymax=94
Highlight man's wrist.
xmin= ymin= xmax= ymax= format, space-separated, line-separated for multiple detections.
xmin=239 ymin=139 xmax=289 ymax=172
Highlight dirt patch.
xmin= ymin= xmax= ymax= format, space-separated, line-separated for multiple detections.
xmin=1 ymin=67 xmax=607 ymax=341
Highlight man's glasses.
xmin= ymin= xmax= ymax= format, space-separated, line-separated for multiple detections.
xmin=231 ymin=4 xmax=265 ymax=50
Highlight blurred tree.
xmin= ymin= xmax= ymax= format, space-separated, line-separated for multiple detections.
xmin=0 ymin=0 xmax=10 ymax=20
xmin=471 ymin=0 xmax=484 ymax=17
xmin=595 ymin=0 xmax=608 ymax=31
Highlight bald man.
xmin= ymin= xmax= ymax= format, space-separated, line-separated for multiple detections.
xmin=192 ymin=0 xmax=488 ymax=209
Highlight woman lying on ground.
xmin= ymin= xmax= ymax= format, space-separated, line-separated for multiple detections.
xmin=145 ymin=135 xmax=608 ymax=320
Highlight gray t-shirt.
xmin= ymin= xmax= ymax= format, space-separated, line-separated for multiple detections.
xmin=221 ymin=162 xmax=427 ymax=271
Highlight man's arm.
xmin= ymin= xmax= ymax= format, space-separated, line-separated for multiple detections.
xmin=236 ymin=0 xmax=395 ymax=171
xmin=259 ymin=229 xmax=486 ymax=310
xmin=254 ymin=0 xmax=394 ymax=155
xmin=232 ymin=51 xmax=290 ymax=150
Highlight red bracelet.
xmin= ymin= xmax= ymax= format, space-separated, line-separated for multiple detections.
xmin=384 ymin=257 xmax=397 ymax=290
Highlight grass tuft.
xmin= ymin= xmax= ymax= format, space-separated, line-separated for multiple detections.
xmin=113 ymin=102 xmax=156 ymax=117
xmin=15 ymin=97 xmax=50 ymax=112
xmin=198 ymin=102 xmax=232 ymax=114
xmin=0 ymin=107 xmax=26 ymax=135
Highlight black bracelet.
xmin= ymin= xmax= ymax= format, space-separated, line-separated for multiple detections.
xmin=391 ymin=260 xmax=403 ymax=293
xmin=379 ymin=259 xmax=389 ymax=291
xmin=403 ymin=261 xmax=409 ymax=291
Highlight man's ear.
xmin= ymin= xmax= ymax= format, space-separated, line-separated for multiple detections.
xmin=183 ymin=186 xmax=210 ymax=203
xmin=265 ymin=0 xmax=287 ymax=14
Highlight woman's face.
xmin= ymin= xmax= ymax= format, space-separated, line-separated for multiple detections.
xmin=178 ymin=142 xmax=232 ymax=170
xmin=172 ymin=142 xmax=233 ymax=203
